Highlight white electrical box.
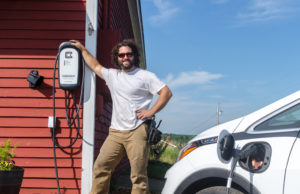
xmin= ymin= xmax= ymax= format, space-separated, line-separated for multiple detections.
xmin=48 ymin=116 xmax=56 ymax=128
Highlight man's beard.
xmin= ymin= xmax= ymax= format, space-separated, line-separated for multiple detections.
xmin=119 ymin=60 xmax=134 ymax=70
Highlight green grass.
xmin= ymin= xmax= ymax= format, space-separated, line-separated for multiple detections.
xmin=159 ymin=147 xmax=180 ymax=163
xmin=149 ymin=143 xmax=180 ymax=163
xmin=147 ymin=133 xmax=195 ymax=179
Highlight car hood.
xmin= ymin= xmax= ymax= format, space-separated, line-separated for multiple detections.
xmin=189 ymin=117 xmax=244 ymax=143
xmin=189 ymin=91 xmax=300 ymax=143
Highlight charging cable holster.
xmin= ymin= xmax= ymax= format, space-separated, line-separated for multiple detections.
xmin=27 ymin=70 xmax=44 ymax=88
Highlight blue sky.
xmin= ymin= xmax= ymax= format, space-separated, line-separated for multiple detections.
xmin=140 ymin=0 xmax=300 ymax=135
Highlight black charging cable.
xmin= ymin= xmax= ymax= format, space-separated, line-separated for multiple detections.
xmin=51 ymin=50 xmax=85 ymax=194
xmin=52 ymin=54 xmax=61 ymax=194
xmin=226 ymin=145 xmax=257 ymax=194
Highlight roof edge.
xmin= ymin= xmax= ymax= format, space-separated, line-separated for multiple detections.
xmin=127 ymin=0 xmax=146 ymax=69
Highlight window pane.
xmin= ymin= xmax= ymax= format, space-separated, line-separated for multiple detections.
xmin=254 ymin=103 xmax=300 ymax=131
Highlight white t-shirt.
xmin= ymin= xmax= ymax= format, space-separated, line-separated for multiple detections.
xmin=101 ymin=67 xmax=166 ymax=130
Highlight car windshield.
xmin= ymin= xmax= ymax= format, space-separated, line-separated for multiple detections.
xmin=254 ymin=103 xmax=300 ymax=131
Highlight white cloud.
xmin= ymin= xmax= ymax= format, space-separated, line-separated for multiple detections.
xmin=164 ymin=71 xmax=223 ymax=89
xmin=237 ymin=0 xmax=298 ymax=23
xmin=149 ymin=0 xmax=180 ymax=25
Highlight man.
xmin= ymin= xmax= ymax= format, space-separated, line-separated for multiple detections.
xmin=70 ymin=39 xmax=172 ymax=194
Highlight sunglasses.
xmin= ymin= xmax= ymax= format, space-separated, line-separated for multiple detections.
xmin=118 ymin=52 xmax=134 ymax=58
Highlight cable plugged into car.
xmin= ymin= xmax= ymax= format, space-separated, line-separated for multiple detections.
xmin=217 ymin=130 xmax=258 ymax=194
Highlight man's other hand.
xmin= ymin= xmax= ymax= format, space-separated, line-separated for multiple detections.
xmin=136 ymin=109 xmax=153 ymax=120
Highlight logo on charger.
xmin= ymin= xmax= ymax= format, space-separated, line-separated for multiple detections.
xmin=65 ymin=51 xmax=73 ymax=59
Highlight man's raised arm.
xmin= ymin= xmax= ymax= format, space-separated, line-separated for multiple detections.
xmin=70 ymin=40 xmax=104 ymax=79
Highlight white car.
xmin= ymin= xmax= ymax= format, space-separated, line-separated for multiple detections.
xmin=162 ymin=91 xmax=300 ymax=194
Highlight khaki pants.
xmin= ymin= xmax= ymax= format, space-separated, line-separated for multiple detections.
xmin=90 ymin=123 xmax=150 ymax=194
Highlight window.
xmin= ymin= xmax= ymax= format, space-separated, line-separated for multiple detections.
xmin=254 ymin=103 xmax=300 ymax=131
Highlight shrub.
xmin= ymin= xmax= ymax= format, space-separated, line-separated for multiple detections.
xmin=0 ymin=139 xmax=19 ymax=170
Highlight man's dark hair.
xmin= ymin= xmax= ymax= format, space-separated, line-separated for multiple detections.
xmin=111 ymin=39 xmax=140 ymax=68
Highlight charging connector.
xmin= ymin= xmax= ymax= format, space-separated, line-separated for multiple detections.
xmin=48 ymin=116 xmax=56 ymax=128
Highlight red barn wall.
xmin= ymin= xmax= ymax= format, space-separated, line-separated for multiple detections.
xmin=0 ymin=0 xmax=138 ymax=192
xmin=0 ymin=0 xmax=86 ymax=193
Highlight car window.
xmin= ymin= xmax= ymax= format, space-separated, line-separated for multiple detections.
xmin=254 ymin=103 xmax=300 ymax=131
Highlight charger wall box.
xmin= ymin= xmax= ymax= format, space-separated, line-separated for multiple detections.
xmin=58 ymin=42 xmax=82 ymax=90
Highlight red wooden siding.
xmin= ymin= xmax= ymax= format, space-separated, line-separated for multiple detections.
xmin=111 ymin=0 xmax=134 ymax=40
xmin=1 ymin=0 xmax=140 ymax=192
xmin=0 ymin=0 xmax=85 ymax=193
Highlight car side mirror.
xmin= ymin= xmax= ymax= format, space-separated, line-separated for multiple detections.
xmin=217 ymin=130 xmax=235 ymax=163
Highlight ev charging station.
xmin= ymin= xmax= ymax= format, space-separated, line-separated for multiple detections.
xmin=58 ymin=42 xmax=82 ymax=90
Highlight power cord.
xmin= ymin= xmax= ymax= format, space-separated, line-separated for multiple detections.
xmin=52 ymin=53 xmax=61 ymax=194
xmin=226 ymin=145 xmax=257 ymax=194
xmin=51 ymin=50 xmax=85 ymax=194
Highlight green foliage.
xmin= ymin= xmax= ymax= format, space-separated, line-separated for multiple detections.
xmin=0 ymin=139 xmax=19 ymax=170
